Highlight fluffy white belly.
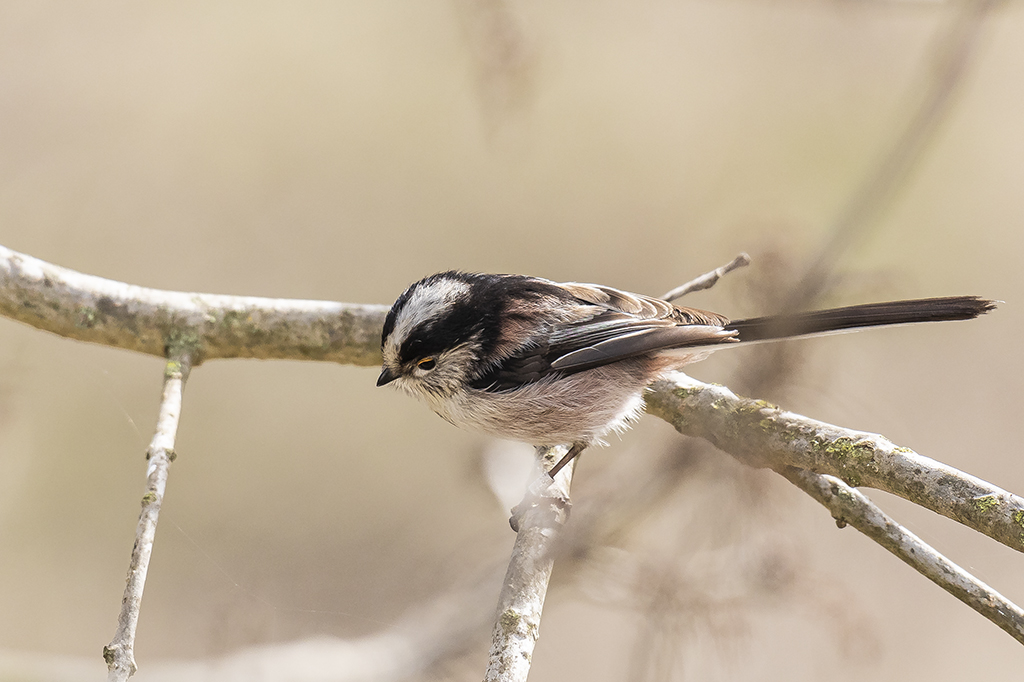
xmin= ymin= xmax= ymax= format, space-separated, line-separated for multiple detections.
xmin=427 ymin=361 xmax=654 ymax=446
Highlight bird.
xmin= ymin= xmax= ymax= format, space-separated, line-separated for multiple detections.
xmin=376 ymin=270 xmax=995 ymax=478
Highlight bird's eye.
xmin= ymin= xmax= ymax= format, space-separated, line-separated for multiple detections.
xmin=417 ymin=358 xmax=437 ymax=371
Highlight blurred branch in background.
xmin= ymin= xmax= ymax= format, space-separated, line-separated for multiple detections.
xmin=734 ymin=0 xmax=999 ymax=432
xmin=1 ymin=563 xmax=507 ymax=682
xmin=454 ymin=0 xmax=538 ymax=135
xmin=790 ymin=0 xmax=1002 ymax=310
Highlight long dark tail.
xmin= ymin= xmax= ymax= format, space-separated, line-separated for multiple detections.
xmin=724 ymin=296 xmax=996 ymax=343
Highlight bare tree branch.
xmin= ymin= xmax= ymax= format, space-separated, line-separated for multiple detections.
xmin=0 ymin=244 xmax=385 ymax=365
xmin=103 ymin=350 xmax=194 ymax=680
xmin=788 ymin=0 xmax=1000 ymax=308
xmin=453 ymin=0 xmax=538 ymax=133
xmin=646 ymin=372 xmax=1024 ymax=555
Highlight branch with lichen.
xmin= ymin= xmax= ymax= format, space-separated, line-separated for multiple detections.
xmin=0 ymin=244 xmax=385 ymax=365
xmin=645 ymin=373 xmax=1024 ymax=554
xmin=646 ymin=373 xmax=1024 ymax=644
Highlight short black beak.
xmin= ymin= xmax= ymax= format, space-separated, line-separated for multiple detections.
xmin=376 ymin=367 xmax=398 ymax=387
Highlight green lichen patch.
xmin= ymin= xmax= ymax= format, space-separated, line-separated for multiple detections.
xmin=812 ymin=437 xmax=877 ymax=488
xmin=973 ymin=494 xmax=1000 ymax=513
xmin=164 ymin=328 xmax=201 ymax=357
xmin=219 ymin=309 xmax=252 ymax=330
xmin=1012 ymin=510 xmax=1024 ymax=547
xmin=77 ymin=305 xmax=98 ymax=328
xmin=500 ymin=609 xmax=522 ymax=634
xmin=815 ymin=437 xmax=875 ymax=462
xmin=672 ymin=383 xmax=702 ymax=399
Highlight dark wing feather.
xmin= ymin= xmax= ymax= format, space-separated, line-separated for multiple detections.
xmin=469 ymin=282 xmax=736 ymax=391
xmin=549 ymin=324 xmax=736 ymax=373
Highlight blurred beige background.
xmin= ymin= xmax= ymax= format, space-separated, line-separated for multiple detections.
xmin=1 ymin=1 xmax=1022 ymax=680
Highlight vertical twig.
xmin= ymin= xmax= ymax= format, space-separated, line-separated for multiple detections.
xmin=484 ymin=447 xmax=575 ymax=682
xmin=103 ymin=351 xmax=193 ymax=681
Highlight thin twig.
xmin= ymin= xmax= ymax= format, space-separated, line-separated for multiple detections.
xmin=484 ymin=447 xmax=575 ymax=682
xmin=103 ymin=351 xmax=194 ymax=681
xmin=782 ymin=467 xmax=1024 ymax=644
xmin=661 ymin=253 xmax=751 ymax=302
xmin=646 ymin=373 xmax=1024 ymax=555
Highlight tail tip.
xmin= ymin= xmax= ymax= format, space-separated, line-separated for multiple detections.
xmin=969 ymin=296 xmax=998 ymax=317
